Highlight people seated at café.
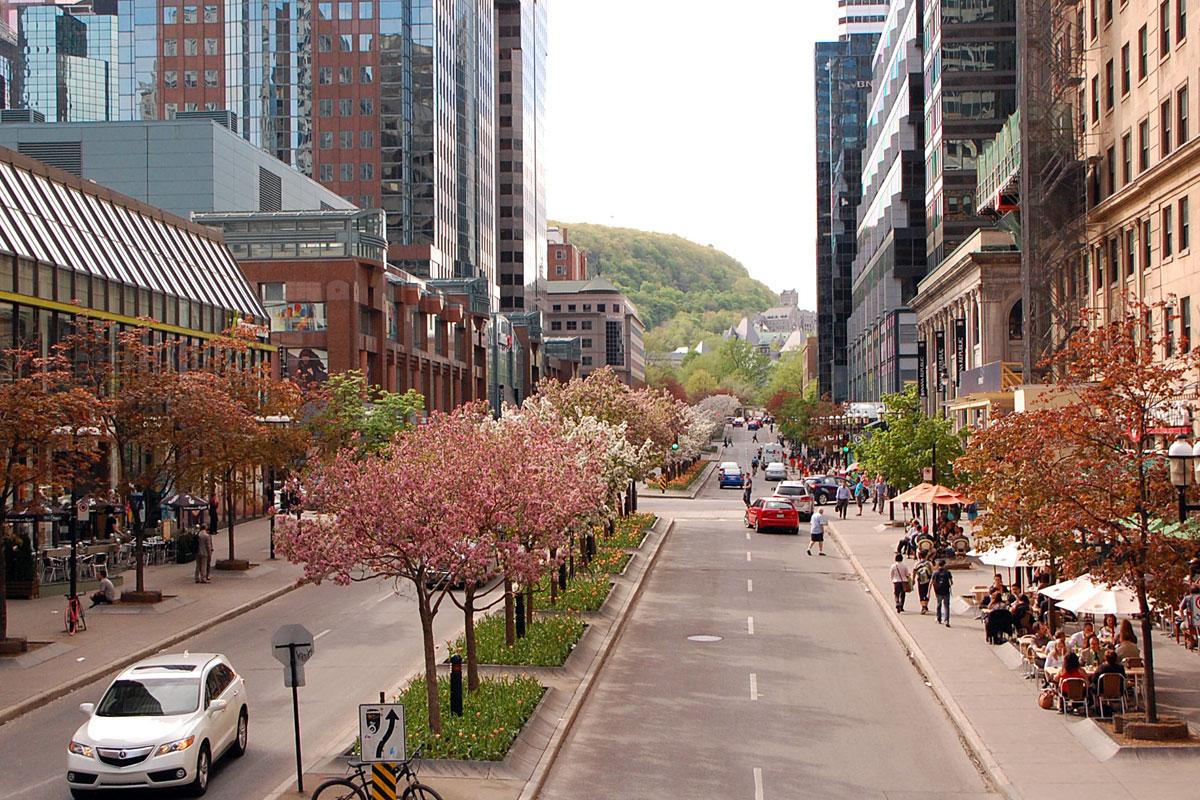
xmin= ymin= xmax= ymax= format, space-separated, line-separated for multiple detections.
xmin=1031 ymin=623 xmax=1052 ymax=648
xmin=1079 ymin=635 xmax=1105 ymax=668
xmin=984 ymin=601 xmax=1015 ymax=645
xmin=1099 ymin=614 xmax=1119 ymax=644
xmin=1067 ymin=621 xmax=1095 ymax=651
xmin=1092 ymin=649 xmax=1125 ymax=685
xmin=1057 ymin=652 xmax=1088 ymax=692
xmin=1011 ymin=595 xmax=1036 ymax=634
xmin=1043 ymin=635 xmax=1068 ymax=679
xmin=1115 ymin=620 xmax=1141 ymax=660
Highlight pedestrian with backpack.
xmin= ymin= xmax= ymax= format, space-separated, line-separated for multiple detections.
xmin=913 ymin=556 xmax=934 ymax=614
xmin=932 ymin=559 xmax=954 ymax=626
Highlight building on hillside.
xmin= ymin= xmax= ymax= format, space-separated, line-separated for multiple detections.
xmin=0 ymin=118 xmax=353 ymax=215
xmin=547 ymin=225 xmax=588 ymax=281
xmin=847 ymin=0 xmax=924 ymax=402
xmin=195 ymin=208 xmax=490 ymax=412
xmin=116 ymin=0 xmax=498 ymax=293
xmin=15 ymin=3 xmax=117 ymax=122
xmin=814 ymin=2 xmax=885 ymax=402
xmin=911 ymin=228 xmax=1022 ymax=426
xmin=1077 ymin=0 xmax=1200 ymax=370
xmin=495 ymin=0 xmax=546 ymax=313
xmin=534 ymin=276 xmax=644 ymax=387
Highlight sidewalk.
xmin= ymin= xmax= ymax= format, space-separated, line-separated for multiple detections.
xmin=830 ymin=513 xmax=1200 ymax=800
xmin=0 ymin=516 xmax=303 ymax=723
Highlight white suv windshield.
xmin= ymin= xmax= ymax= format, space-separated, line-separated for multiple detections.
xmin=97 ymin=678 xmax=200 ymax=717
xmin=776 ymin=486 xmax=802 ymax=495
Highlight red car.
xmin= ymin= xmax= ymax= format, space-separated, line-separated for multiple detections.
xmin=744 ymin=497 xmax=801 ymax=534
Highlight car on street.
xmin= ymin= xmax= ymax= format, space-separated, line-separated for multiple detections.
xmin=772 ymin=481 xmax=814 ymax=520
xmin=747 ymin=419 xmax=762 ymax=431
xmin=803 ymin=475 xmax=849 ymax=505
xmin=763 ymin=461 xmax=787 ymax=481
xmin=68 ymin=652 xmax=248 ymax=797
xmin=732 ymin=417 xmax=745 ymax=427
xmin=717 ymin=461 xmax=739 ymax=479
xmin=744 ymin=497 xmax=800 ymax=534
xmin=718 ymin=466 xmax=745 ymax=488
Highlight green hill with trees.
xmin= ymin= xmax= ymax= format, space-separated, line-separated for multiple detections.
xmin=550 ymin=222 xmax=777 ymax=351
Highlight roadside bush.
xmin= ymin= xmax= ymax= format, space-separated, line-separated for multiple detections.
xmin=399 ymin=674 xmax=544 ymax=761
xmin=448 ymin=614 xmax=585 ymax=667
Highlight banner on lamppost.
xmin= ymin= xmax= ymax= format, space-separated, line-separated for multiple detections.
xmin=934 ymin=329 xmax=946 ymax=383
xmin=954 ymin=318 xmax=967 ymax=387
xmin=917 ymin=340 xmax=928 ymax=398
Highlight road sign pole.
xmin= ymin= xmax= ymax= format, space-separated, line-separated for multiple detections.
xmin=288 ymin=643 xmax=303 ymax=793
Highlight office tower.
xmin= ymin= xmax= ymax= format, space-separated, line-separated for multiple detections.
xmin=923 ymin=0 xmax=1017 ymax=268
xmin=494 ymin=0 xmax=545 ymax=312
xmin=118 ymin=0 xmax=497 ymax=297
xmin=846 ymin=0 xmax=925 ymax=400
xmin=814 ymin=0 xmax=887 ymax=402
xmin=16 ymin=3 xmax=117 ymax=121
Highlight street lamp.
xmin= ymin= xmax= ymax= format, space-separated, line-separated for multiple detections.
xmin=1167 ymin=433 xmax=1200 ymax=522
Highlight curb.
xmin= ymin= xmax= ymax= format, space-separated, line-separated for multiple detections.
xmin=639 ymin=461 xmax=716 ymax=500
xmin=518 ymin=516 xmax=675 ymax=800
xmin=0 ymin=580 xmax=303 ymax=727
xmin=826 ymin=521 xmax=1020 ymax=800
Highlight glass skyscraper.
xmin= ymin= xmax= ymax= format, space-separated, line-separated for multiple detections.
xmin=116 ymin=0 xmax=496 ymax=297
xmin=814 ymin=0 xmax=886 ymax=402
xmin=17 ymin=5 xmax=117 ymax=121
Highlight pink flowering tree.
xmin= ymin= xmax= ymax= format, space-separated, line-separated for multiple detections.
xmin=276 ymin=404 xmax=497 ymax=733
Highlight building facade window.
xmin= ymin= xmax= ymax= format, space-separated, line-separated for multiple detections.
xmin=1105 ymin=59 xmax=1115 ymax=109
xmin=1139 ymin=118 xmax=1151 ymax=169
xmin=1121 ymin=43 xmax=1131 ymax=94
xmin=1162 ymin=99 xmax=1173 ymax=155
xmin=1091 ymin=76 xmax=1100 ymax=122
xmin=1164 ymin=204 xmax=1175 ymax=256
xmin=1179 ymin=86 xmax=1190 ymax=143
xmin=1161 ymin=1 xmax=1172 ymax=55
xmin=1181 ymin=196 xmax=1191 ymax=249
xmin=1143 ymin=218 xmax=1153 ymax=268
xmin=1122 ymin=132 xmax=1132 ymax=184
xmin=1139 ymin=25 xmax=1149 ymax=78
xmin=1183 ymin=296 xmax=1192 ymax=350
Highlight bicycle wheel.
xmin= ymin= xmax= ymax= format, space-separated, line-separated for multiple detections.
xmin=65 ymin=601 xmax=79 ymax=636
xmin=401 ymin=782 xmax=444 ymax=800
xmin=309 ymin=778 xmax=366 ymax=800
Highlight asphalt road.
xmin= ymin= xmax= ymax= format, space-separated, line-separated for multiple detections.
xmin=539 ymin=425 xmax=995 ymax=800
xmin=0 ymin=577 xmax=460 ymax=800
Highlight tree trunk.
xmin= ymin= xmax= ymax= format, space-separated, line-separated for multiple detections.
xmin=1136 ymin=573 xmax=1158 ymax=723
xmin=549 ymin=548 xmax=558 ymax=604
xmin=0 ymin=519 xmax=8 ymax=640
xmin=224 ymin=474 xmax=235 ymax=562
xmin=134 ymin=524 xmax=145 ymax=594
xmin=503 ymin=577 xmax=515 ymax=647
xmin=463 ymin=586 xmax=479 ymax=692
xmin=525 ymin=584 xmax=534 ymax=627
xmin=417 ymin=590 xmax=442 ymax=734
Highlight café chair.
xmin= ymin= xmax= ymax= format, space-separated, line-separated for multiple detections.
xmin=1059 ymin=677 xmax=1089 ymax=717
xmin=1095 ymin=673 xmax=1127 ymax=719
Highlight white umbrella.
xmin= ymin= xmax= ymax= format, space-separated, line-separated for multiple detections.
xmin=1039 ymin=574 xmax=1095 ymax=601
xmin=968 ymin=539 xmax=1046 ymax=569
xmin=1058 ymin=584 xmax=1144 ymax=617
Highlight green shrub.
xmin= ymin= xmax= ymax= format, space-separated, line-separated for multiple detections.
xmin=541 ymin=573 xmax=612 ymax=613
xmin=448 ymin=614 xmax=585 ymax=667
xmin=400 ymin=675 xmax=544 ymax=761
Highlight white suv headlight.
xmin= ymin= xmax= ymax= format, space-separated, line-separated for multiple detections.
xmin=68 ymin=741 xmax=95 ymax=758
xmin=155 ymin=736 xmax=196 ymax=756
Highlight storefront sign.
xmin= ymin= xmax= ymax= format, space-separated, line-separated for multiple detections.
xmin=917 ymin=340 xmax=928 ymax=398
xmin=954 ymin=318 xmax=967 ymax=387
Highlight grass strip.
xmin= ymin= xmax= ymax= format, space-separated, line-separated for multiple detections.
xmin=398 ymin=674 xmax=545 ymax=761
xmin=448 ymin=613 xmax=585 ymax=667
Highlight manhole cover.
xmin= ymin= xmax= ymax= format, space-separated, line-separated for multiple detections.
xmin=687 ymin=635 xmax=723 ymax=642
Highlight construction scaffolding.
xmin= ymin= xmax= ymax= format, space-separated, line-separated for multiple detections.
xmin=1017 ymin=0 xmax=1089 ymax=380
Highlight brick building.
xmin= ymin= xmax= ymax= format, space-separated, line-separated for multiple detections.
xmin=547 ymin=225 xmax=588 ymax=281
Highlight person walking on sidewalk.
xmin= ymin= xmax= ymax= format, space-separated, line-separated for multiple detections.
xmin=854 ymin=479 xmax=868 ymax=516
xmin=873 ymin=475 xmax=887 ymax=513
xmin=195 ymin=526 xmax=213 ymax=583
xmin=913 ymin=555 xmax=933 ymax=614
xmin=932 ymin=559 xmax=953 ymax=626
xmin=807 ymin=507 xmax=827 ymax=556
xmin=835 ymin=482 xmax=851 ymax=519
xmin=742 ymin=476 xmax=753 ymax=507
xmin=890 ymin=554 xmax=912 ymax=612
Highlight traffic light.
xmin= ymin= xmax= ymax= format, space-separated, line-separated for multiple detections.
xmin=671 ymin=437 xmax=680 ymax=451
xmin=841 ymin=446 xmax=850 ymax=454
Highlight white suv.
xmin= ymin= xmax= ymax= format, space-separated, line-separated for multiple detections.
xmin=68 ymin=653 xmax=248 ymax=797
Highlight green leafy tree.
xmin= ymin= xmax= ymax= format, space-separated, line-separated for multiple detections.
xmin=855 ymin=385 xmax=962 ymax=488
xmin=684 ymin=368 xmax=718 ymax=400
xmin=307 ymin=370 xmax=425 ymax=459
xmin=766 ymin=351 xmax=810 ymax=398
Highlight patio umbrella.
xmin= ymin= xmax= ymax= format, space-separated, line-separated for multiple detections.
xmin=164 ymin=493 xmax=209 ymax=510
xmin=1039 ymin=574 xmax=1092 ymax=600
xmin=893 ymin=482 xmax=971 ymax=506
xmin=968 ymin=538 xmax=1046 ymax=569
xmin=1057 ymin=583 xmax=1143 ymax=617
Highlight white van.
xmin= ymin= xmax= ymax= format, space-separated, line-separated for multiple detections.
xmin=762 ymin=443 xmax=786 ymax=465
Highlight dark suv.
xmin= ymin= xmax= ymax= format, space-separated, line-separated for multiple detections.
xmin=803 ymin=476 xmax=848 ymax=505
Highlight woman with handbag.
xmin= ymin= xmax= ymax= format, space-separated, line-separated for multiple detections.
xmin=889 ymin=553 xmax=912 ymax=613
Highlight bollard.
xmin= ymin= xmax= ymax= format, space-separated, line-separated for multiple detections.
xmin=449 ymin=655 xmax=463 ymax=716
xmin=515 ymin=593 xmax=526 ymax=638
xmin=558 ymin=562 xmax=568 ymax=591
xmin=569 ymin=552 xmax=575 ymax=579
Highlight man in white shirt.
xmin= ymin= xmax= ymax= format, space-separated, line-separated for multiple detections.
xmin=889 ymin=553 xmax=912 ymax=613
xmin=1067 ymin=621 xmax=1095 ymax=651
xmin=807 ymin=508 xmax=827 ymax=557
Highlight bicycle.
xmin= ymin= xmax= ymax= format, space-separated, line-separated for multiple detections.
xmin=65 ymin=593 xmax=86 ymax=636
xmin=310 ymin=747 xmax=443 ymax=800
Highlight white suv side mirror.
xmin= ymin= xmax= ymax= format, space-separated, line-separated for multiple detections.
xmin=79 ymin=703 xmax=94 ymax=715
xmin=209 ymin=698 xmax=228 ymax=713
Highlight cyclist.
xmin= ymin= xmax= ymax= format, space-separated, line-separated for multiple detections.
xmin=751 ymin=456 xmax=760 ymax=475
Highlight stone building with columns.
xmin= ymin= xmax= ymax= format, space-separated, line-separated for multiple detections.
xmin=911 ymin=228 xmax=1024 ymax=426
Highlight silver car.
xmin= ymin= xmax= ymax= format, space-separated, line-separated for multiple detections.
xmin=773 ymin=480 xmax=814 ymax=521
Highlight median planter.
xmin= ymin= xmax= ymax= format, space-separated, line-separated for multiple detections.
xmin=214 ymin=558 xmax=251 ymax=571
xmin=5 ymin=579 xmax=38 ymax=599
xmin=120 ymin=590 xmax=163 ymax=604
xmin=1122 ymin=715 xmax=1191 ymax=741
xmin=0 ymin=636 xmax=29 ymax=655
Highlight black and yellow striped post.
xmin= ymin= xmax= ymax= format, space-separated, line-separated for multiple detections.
xmin=370 ymin=762 xmax=399 ymax=800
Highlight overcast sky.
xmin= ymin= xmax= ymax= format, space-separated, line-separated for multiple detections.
xmin=544 ymin=1 xmax=842 ymax=309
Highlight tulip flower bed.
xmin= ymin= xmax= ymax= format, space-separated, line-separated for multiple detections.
xmin=591 ymin=546 xmax=632 ymax=574
xmin=449 ymin=613 xmax=586 ymax=667
xmin=664 ymin=460 xmax=707 ymax=490
xmin=400 ymin=674 xmax=545 ymax=761
xmin=601 ymin=513 xmax=656 ymax=549
xmin=541 ymin=572 xmax=612 ymax=612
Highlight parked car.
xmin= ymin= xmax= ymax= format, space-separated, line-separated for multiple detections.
xmin=717 ymin=461 xmax=739 ymax=479
xmin=763 ymin=461 xmax=788 ymax=481
xmin=803 ymin=475 xmax=848 ymax=505
xmin=719 ymin=466 xmax=746 ymax=489
xmin=772 ymin=481 xmax=814 ymax=520
xmin=747 ymin=419 xmax=762 ymax=431
xmin=68 ymin=653 xmax=249 ymax=797
xmin=744 ymin=497 xmax=800 ymax=534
